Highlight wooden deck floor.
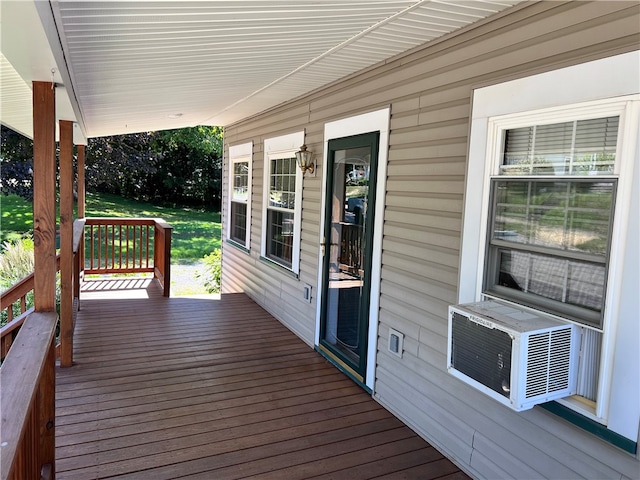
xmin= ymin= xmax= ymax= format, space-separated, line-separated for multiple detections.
xmin=56 ymin=277 xmax=469 ymax=480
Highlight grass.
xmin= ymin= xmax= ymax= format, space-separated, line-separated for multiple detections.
xmin=1 ymin=195 xmax=34 ymax=243
xmin=1 ymin=193 xmax=221 ymax=296
xmin=1 ymin=192 xmax=220 ymax=263
xmin=85 ymin=192 xmax=221 ymax=263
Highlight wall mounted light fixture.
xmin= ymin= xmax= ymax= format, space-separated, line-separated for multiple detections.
xmin=295 ymin=144 xmax=314 ymax=176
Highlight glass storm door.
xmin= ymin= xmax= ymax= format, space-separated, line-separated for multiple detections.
xmin=319 ymin=132 xmax=379 ymax=384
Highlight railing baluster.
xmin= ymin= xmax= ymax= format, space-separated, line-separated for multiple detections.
xmin=125 ymin=225 xmax=130 ymax=269
xmin=118 ymin=225 xmax=123 ymax=270
xmin=139 ymin=225 xmax=144 ymax=269
xmin=97 ymin=224 xmax=102 ymax=270
xmin=145 ymin=225 xmax=150 ymax=269
xmin=131 ymin=225 xmax=136 ymax=269
xmin=111 ymin=224 xmax=115 ymax=270
xmin=89 ymin=224 xmax=94 ymax=271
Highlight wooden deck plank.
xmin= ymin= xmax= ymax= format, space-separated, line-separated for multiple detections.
xmin=55 ymin=279 xmax=469 ymax=480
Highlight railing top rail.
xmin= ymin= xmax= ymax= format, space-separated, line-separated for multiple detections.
xmin=154 ymin=219 xmax=172 ymax=230
xmin=73 ymin=218 xmax=86 ymax=254
xmin=0 ymin=309 xmax=33 ymax=339
xmin=0 ymin=311 xmax=57 ymax=480
xmin=0 ymin=276 xmax=33 ymax=310
xmin=84 ymin=217 xmax=157 ymax=226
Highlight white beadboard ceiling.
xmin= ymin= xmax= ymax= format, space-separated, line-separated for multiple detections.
xmin=1 ymin=0 xmax=521 ymax=140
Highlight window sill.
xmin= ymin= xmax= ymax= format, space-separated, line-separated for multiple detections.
xmin=540 ymin=401 xmax=637 ymax=455
xmin=259 ymin=256 xmax=299 ymax=279
xmin=225 ymin=239 xmax=250 ymax=254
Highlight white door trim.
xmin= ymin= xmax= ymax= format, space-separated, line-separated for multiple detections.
xmin=316 ymin=107 xmax=390 ymax=390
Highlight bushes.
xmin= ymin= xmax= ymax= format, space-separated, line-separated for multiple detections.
xmin=196 ymin=248 xmax=221 ymax=294
xmin=0 ymin=236 xmax=62 ymax=327
xmin=0 ymin=235 xmax=34 ymax=290
xmin=0 ymin=235 xmax=35 ymax=326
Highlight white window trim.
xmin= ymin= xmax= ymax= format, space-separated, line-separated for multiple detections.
xmin=459 ymin=51 xmax=639 ymax=442
xmin=227 ymin=142 xmax=252 ymax=249
xmin=316 ymin=107 xmax=391 ymax=391
xmin=261 ymin=131 xmax=304 ymax=274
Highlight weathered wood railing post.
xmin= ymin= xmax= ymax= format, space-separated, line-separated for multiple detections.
xmin=153 ymin=219 xmax=173 ymax=297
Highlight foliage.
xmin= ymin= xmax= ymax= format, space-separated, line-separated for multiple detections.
xmin=0 ymin=235 xmax=34 ymax=290
xmin=86 ymin=126 xmax=223 ymax=208
xmin=196 ymin=248 xmax=222 ymax=294
xmin=0 ymin=126 xmax=34 ymax=200
xmin=1 ymin=125 xmax=223 ymax=208
xmin=85 ymin=133 xmax=158 ymax=200
xmin=0 ymin=235 xmax=35 ymax=326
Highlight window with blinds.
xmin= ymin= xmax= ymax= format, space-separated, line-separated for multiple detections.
xmin=484 ymin=115 xmax=619 ymax=329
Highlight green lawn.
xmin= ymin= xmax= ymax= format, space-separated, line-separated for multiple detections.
xmin=0 ymin=195 xmax=34 ymax=243
xmin=1 ymin=192 xmax=221 ymax=263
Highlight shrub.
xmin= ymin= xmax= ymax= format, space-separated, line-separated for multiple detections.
xmin=1 ymin=235 xmax=35 ymax=326
xmin=196 ymin=248 xmax=221 ymax=294
xmin=0 ymin=235 xmax=35 ymax=291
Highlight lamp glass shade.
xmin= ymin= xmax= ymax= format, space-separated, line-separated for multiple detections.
xmin=296 ymin=145 xmax=313 ymax=171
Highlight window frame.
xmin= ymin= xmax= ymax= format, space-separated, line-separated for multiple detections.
xmin=227 ymin=142 xmax=252 ymax=249
xmin=261 ymin=132 xmax=304 ymax=274
xmin=483 ymin=167 xmax=618 ymax=329
xmin=459 ymin=51 xmax=639 ymax=444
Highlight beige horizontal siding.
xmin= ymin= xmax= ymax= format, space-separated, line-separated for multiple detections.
xmin=222 ymin=1 xmax=639 ymax=478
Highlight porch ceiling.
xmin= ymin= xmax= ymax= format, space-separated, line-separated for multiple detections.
xmin=1 ymin=0 xmax=521 ymax=141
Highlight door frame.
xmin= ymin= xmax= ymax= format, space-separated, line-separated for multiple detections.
xmin=315 ymin=107 xmax=390 ymax=391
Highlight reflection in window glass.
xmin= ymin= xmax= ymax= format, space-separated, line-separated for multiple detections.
xmin=266 ymin=156 xmax=296 ymax=267
xmin=233 ymin=162 xmax=248 ymax=200
xmin=497 ymin=250 xmax=605 ymax=313
xmin=267 ymin=209 xmax=293 ymax=267
xmin=493 ymin=181 xmax=614 ymax=257
xmin=230 ymin=202 xmax=247 ymax=244
xmin=230 ymin=160 xmax=249 ymax=246
xmin=269 ymin=158 xmax=296 ymax=209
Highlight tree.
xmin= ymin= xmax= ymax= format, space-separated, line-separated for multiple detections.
xmin=0 ymin=126 xmax=34 ymax=200
xmin=151 ymin=126 xmax=223 ymax=207
xmin=85 ymin=133 xmax=158 ymax=199
xmin=2 ymin=125 xmax=224 ymax=208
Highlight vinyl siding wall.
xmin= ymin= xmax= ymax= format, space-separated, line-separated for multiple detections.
xmin=222 ymin=2 xmax=640 ymax=478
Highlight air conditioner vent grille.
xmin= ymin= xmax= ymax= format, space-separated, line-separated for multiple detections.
xmin=525 ymin=328 xmax=573 ymax=398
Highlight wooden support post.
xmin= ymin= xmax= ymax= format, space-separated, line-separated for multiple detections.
xmin=59 ymin=120 xmax=74 ymax=367
xmin=77 ymin=144 xmax=85 ymax=218
xmin=76 ymin=144 xmax=86 ymax=301
xmin=32 ymin=81 xmax=56 ymax=312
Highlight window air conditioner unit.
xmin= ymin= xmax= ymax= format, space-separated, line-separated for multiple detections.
xmin=447 ymin=301 xmax=580 ymax=411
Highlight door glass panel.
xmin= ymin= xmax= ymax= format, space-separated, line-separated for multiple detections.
xmin=322 ymin=146 xmax=370 ymax=367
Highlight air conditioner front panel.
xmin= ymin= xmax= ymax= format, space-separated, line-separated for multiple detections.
xmin=447 ymin=301 xmax=579 ymax=411
xmin=451 ymin=311 xmax=512 ymax=399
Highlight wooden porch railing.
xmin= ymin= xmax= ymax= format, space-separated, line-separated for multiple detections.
xmin=83 ymin=218 xmax=172 ymax=297
xmin=0 ymin=256 xmax=60 ymax=363
xmin=0 ymin=311 xmax=57 ymax=480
